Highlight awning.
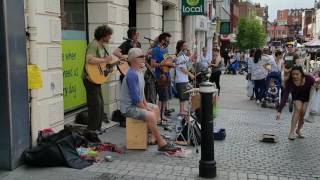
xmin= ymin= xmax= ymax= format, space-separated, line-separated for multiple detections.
xmin=220 ymin=34 xmax=237 ymax=42
xmin=304 ymin=38 xmax=320 ymax=47
xmin=220 ymin=34 xmax=230 ymax=41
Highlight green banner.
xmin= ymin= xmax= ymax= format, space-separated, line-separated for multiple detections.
xmin=62 ymin=40 xmax=87 ymax=111
xmin=182 ymin=0 xmax=205 ymax=16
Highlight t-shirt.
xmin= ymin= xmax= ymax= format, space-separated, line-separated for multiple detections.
xmin=175 ymin=54 xmax=189 ymax=83
xmin=151 ymin=44 xmax=169 ymax=79
xmin=83 ymin=40 xmax=109 ymax=79
xmin=200 ymin=54 xmax=211 ymax=69
xmin=251 ymin=59 xmax=268 ymax=80
xmin=278 ymin=75 xmax=315 ymax=112
xmin=118 ymin=40 xmax=141 ymax=55
xmin=262 ymin=55 xmax=278 ymax=72
xmin=120 ymin=68 xmax=145 ymax=114
xmin=283 ymin=52 xmax=299 ymax=68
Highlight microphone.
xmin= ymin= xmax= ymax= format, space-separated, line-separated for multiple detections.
xmin=144 ymin=36 xmax=153 ymax=41
xmin=123 ymin=37 xmax=132 ymax=42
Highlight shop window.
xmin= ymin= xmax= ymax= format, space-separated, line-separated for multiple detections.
xmin=61 ymin=0 xmax=88 ymax=112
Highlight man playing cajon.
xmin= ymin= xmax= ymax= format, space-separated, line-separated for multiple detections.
xmin=120 ymin=48 xmax=179 ymax=152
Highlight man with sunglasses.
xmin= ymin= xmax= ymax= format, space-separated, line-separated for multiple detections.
xmin=150 ymin=32 xmax=172 ymax=122
xmin=120 ymin=48 xmax=180 ymax=152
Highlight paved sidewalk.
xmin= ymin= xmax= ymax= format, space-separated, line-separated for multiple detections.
xmin=1 ymin=75 xmax=320 ymax=180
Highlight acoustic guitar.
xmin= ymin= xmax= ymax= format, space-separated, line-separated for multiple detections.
xmin=117 ymin=55 xmax=130 ymax=75
xmin=85 ymin=57 xmax=121 ymax=84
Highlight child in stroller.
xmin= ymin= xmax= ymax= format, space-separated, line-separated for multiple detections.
xmin=225 ymin=56 xmax=240 ymax=74
xmin=262 ymin=71 xmax=282 ymax=108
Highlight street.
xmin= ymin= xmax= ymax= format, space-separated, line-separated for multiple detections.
xmin=1 ymin=75 xmax=320 ymax=180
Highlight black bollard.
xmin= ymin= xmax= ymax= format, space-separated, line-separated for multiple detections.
xmin=199 ymin=81 xmax=217 ymax=178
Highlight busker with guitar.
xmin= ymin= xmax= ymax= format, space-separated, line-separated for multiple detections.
xmin=150 ymin=32 xmax=173 ymax=123
xmin=120 ymin=48 xmax=180 ymax=152
xmin=83 ymin=25 xmax=113 ymax=132
xmin=174 ymin=40 xmax=197 ymax=116
xmin=113 ymin=27 xmax=141 ymax=82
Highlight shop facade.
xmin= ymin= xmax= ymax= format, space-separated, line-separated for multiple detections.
xmin=0 ymin=0 xmax=217 ymax=170
xmin=0 ymin=0 xmax=186 ymax=170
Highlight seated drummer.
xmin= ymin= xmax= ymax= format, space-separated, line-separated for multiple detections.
xmin=120 ymin=48 xmax=179 ymax=152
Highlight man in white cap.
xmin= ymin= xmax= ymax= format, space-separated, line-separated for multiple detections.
xmin=120 ymin=48 xmax=179 ymax=152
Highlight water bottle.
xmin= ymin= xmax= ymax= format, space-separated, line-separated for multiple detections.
xmin=176 ymin=116 xmax=182 ymax=133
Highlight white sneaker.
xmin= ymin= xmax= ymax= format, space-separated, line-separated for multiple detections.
xmin=256 ymin=100 xmax=261 ymax=104
xmin=288 ymin=133 xmax=296 ymax=140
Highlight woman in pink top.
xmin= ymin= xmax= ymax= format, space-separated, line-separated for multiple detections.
xmin=276 ymin=65 xmax=315 ymax=140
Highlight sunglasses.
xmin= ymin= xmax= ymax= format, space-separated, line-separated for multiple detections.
xmin=136 ymin=55 xmax=145 ymax=58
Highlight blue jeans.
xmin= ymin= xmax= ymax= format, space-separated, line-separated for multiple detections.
xmin=254 ymin=79 xmax=266 ymax=101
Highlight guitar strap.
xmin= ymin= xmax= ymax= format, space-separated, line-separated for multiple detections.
xmin=102 ymin=45 xmax=110 ymax=57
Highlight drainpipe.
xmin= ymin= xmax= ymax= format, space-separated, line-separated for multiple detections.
xmin=27 ymin=0 xmax=38 ymax=145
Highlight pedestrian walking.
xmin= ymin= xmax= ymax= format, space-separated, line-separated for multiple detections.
xmin=250 ymin=49 xmax=268 ymax=104
xmin=247 ymin=48 xmax=256 ymax=100
xmin=276 ymin=65 xmax=315 ymax=140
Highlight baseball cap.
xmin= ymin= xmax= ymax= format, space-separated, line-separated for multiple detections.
xmin=128 ymin=48 xmax=144 ymax=62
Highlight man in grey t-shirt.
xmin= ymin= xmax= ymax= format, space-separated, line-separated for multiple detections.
xmin=120 ymin=48 xmax=179 ymax=152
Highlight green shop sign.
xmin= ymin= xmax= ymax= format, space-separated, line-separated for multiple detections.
xmin=62 ymin=40 xmax=87 ymax=111
xmin=182 ymin=0 xmax=205 ymax=16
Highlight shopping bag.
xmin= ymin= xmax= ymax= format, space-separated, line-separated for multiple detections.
xmin=246 ymin=80 xmax=254 ymax=97
xmin=310 ymin=90 xmax=320 ymax=115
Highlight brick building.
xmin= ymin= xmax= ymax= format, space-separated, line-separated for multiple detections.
xmin=302 ymin=9 xmax=315 ymax=40
xmin=269 ymin=8 xmax=313 ymax=42
xmin=230 ymin=0 xmax=268 ymax=33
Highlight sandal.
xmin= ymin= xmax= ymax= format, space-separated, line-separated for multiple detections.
xmin=158 ymin=143 xmax=180 ymax=152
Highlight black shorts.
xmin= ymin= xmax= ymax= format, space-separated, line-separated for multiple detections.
xmin=176 ymin=82 xmax=189 ymax=101
xmin=156 ymin=85 xmax=170 ymax=102
xmin=292 ymin=93 xmax=309 ymax=103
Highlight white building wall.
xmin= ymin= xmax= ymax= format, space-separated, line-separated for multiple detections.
xmin=26 ymin=0 xmax=64 ymax=143
xmin=136 ymin=0 xmax=181 ymax=54
xmin=163 ymin=4 xmax=182 ymax=54
xmin=316 ymin=9 xmax=320 ymax=37
xmin=25 ymin=0 xmax=185 ymax=142
xmin=88 ymin=0 xmax=128 ymax=119
xmin=136 ymin=0 xmax=163 ymax=53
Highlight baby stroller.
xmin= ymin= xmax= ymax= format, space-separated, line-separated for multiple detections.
xmin=225 ymin=58 xmax=240 ymax=74
xmin=238 ymin=61 xmax=248 ymax=75
xmin=261 ymin=71 xmax=282 ymax=108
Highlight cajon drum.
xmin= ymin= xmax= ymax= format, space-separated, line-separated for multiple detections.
xmin=126 ymin=118 xmax=148 ymax=150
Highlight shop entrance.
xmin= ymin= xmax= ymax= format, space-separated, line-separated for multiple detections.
xmin=129 ymin=0 xmax=136 ymax=27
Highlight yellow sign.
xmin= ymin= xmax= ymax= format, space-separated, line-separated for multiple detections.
xmin=27 ymin=64 xmax=43 ymax=89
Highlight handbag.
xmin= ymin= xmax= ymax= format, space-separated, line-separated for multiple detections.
xmin=310 ymin=89 xmax=320 ymax=115
xmin=246 ymin=80 xmax=254 ymax=97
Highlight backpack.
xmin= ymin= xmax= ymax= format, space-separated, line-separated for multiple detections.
xmin=111 ymin=110 xmax=126 ymax=127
